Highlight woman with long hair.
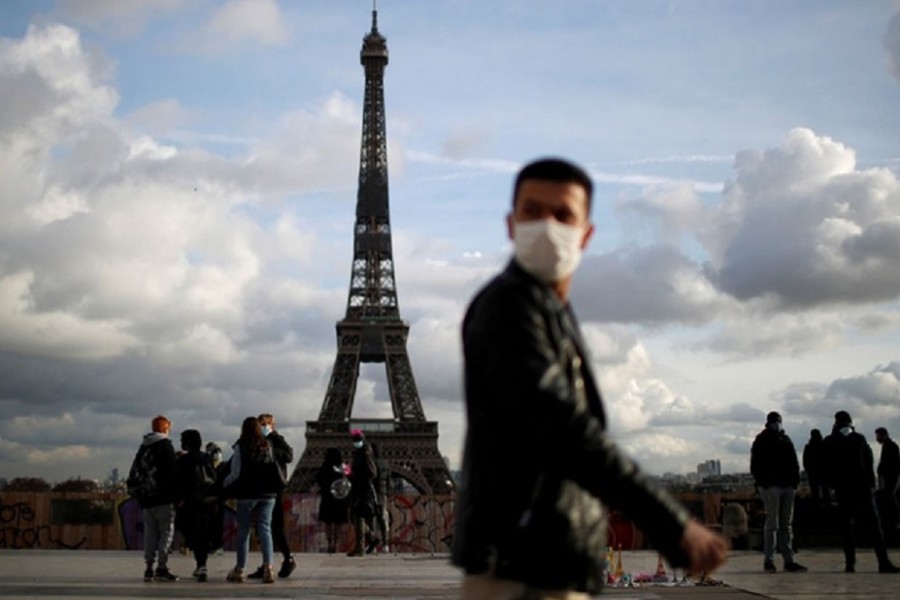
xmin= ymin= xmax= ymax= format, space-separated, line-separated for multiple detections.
xmin=316 ymin=447 xmax=349 ymax=553
xmin=223 ymin=416 xmax=283 ymax=583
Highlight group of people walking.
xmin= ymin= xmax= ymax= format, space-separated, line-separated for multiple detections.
xmin=127 ymin=414 xmax=296 ymax=583
xmin=751 ymin=409 xmax=900 ymax=575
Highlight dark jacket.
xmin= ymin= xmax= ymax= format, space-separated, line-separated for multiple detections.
xmin=175 ymin=449 xmax=217 ymax=508
xmin=223 ymin=440 xmax=282 ymax=500
xmin=348 ymin=442 xmax=378 ymax=519
xmin=802 ymin=437 xmax=826 ymax=479
xmin=136 ymin=433 xmax=177 ymax=509
xmin=824 ymin=427 xmax=876 ymax=495
xmin=877 ymin=437 xmax=900 ymax=483
xmin=452 ymin=261 xmax=690 ymax=593
xmin=750 ymin=427 xmax=801 ymax=488
xmin=266 ymin=430 xmax=294 ymax=491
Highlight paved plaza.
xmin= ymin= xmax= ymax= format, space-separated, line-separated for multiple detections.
xmin=1 ymin=548 xmax=900 ymax=599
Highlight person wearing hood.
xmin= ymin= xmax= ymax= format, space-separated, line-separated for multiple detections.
xmin=824 ymin=411 xmax=900 ymax=573
xmin=750 ymin=411 xmax=807 ymax=574
xmin=129 ymin=415 xmax=179 ymax=582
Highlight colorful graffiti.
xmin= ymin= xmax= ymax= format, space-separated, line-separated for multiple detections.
xmin=1 ymin=492 xmax=455 ymax=552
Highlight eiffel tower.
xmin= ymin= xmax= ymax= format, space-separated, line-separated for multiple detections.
xmin=287 ymin=9 xmax=454 ymax=495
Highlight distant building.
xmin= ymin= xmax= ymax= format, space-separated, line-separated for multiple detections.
xmin=697 ymin=459 xmax=721 ymax=481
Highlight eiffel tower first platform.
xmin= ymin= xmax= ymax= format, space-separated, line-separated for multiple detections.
xmin=287 ymin=10 xmax=454 ymax=495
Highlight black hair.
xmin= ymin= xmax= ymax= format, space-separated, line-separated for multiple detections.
xmin=181 ymin=429 xmax=202 ymax=452
xmin=512 ymin=157 xmax=593 ymax=214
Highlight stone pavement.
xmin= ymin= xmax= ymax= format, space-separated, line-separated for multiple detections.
xmin=1 ymin=548 xmax=900 ymax=599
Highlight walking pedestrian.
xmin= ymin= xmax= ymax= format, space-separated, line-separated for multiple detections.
xmin=452 ymin=157 xmax=727 ymax=598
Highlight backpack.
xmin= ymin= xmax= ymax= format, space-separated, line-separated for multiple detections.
xmin=190 ymin=458 xmax=217 ymax=503
xmin=127 ymin=445 xmax=158 ymax=501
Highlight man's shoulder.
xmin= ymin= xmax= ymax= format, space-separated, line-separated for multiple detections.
xmin=269 ymin=431 xmax=293 ymax=454
xmin=467 ymin=263 xmax=549 ymax=317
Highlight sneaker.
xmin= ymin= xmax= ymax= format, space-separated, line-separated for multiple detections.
xmin=226 ymin=567 xmax=246 ymax=583
xmin=262 ymin=564 xmax=275 ymax=584
xmin=878 ymin=562 xmax=900 ymax=573
xmin=278 ymin=557 xmax=296 ymax=579
xmin=784 ymin=561 xmax=808 ymax=572
xmin=195 ymin=566 xmax=208 ymax=582
xmin=247 ymin=565 xmax=264 ymax=579
xmin=764 ymin=560 xmax=777 ymax=573
xmin=143 ymin=567 xmax=154 ymax=582
xmin=845 ymin=564 xmax=855 ymax=573
xmin=154 ymin=568 xmax=179 ymax=582
xmin=366 ymin=537 xmax=380 ymax=554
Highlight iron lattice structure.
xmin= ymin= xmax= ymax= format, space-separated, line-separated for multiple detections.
xmin=288 ymin=11 xmax=454 ymax=495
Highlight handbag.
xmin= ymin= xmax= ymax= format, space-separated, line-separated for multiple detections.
xmin=330 ymin=477 xmax=351 ymax=499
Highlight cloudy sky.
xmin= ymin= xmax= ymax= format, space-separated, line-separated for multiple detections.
xmin=2 ymin=0 xmax=899 ymax=484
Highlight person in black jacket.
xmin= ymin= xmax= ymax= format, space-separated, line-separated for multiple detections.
xmin=175 ymin=429 xmax=216 ymax=582
xmin=347 ymin=429 xmax=379 ymax=557
xmin=222 ymin=416 xmax=283 ymax=584
xmin=452 ymin=158 xmax=727 ymax=598
xmin=317 ymin=447 xmax=350 ymax=553
xmin=245 ymin=413 xmax=295 ymax=579
xmin=875 ymin=427 xmax=900 ymax=530
xmin=824 ymin=411 xmax=900 ymax=573
xmin=750 ymin=411 xmax=806 ymax=573
xmin=803 ymin=428 xmax=829 ymax=506
xmin=130 ymin=415 xmax=179 ymax=582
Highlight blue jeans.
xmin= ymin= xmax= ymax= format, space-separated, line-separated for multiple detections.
xmin=235 ymin=498 xmax=275 ymax=569
xmin=758 ymin=486 xmax=796 ymax=563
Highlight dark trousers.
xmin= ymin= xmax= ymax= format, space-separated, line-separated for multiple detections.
xmin=836 ymin=488 xmax=890 ymax=568
xmin=179 ymin=506 xmax=211 ymax=568
xmin=271 ymin=493 xmax=291 ymax=560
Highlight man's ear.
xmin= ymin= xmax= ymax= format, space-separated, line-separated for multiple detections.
xmin=580 ymin=222 xmax=595 ymax=249
xmin=506 ymin=213 xmax=516 ymax=241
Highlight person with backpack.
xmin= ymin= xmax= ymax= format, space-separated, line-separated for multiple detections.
xmin=222 ymin=416 xmax=284 ymax=584
xmin=127 ymin=415 xmax=179 ymax=582
xmin=175 ymin=429 xmax=217 ymax=582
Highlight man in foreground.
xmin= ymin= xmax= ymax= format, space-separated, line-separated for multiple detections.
xmin=452 ymin=158 xmax=727 ymax=599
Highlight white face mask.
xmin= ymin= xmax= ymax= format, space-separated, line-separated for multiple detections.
xmin=513 ymin=219 xmax=586 ymax=284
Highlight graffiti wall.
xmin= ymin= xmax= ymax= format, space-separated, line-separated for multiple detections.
xmin=0 ymin=491 xmax=456 ymax=552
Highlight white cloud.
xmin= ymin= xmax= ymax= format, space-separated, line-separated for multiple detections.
xmin=198 ymin=0 xmax=289 ymax=51
xmin=711 ymin=128 xmax=900 ymax=308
